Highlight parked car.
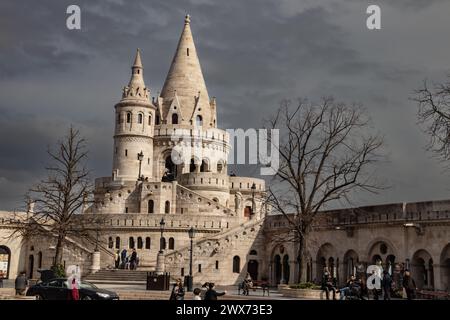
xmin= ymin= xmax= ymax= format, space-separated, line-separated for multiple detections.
xmin=26 ymin=278 xmax=119 ymax=300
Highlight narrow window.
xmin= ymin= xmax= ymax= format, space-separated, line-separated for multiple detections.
xmin=196 ymin=115 xmax=203 ymax=126
xmin=148 ymin=115 xmax=152 ymax=125
xmin=138 ymin=113 xmax=143 ymax=124
xmin=187 ymin=48 xmax=190 ymax=56
xmin=215 ymin=261 xmax=219 ymax=270
xmin=137 ymin=237 xmax=143 ymax=249
xmin=233 ymin=256 xmax=240 ymax=273
xmin=148 ymin=200 xmax=154 ymax=214
xmin=156 ymin=115 xmax=160 ymax=125
xmin=115 ymin=237 xmax=121 ymax=249
xmin=169 ymin=237 xmax=175 ymax=250
xmin=108 ymin=237 xmax=113 ymax=249
xmin=125 ymin=149 xmax=128 ymax=157
xmin=129 ymin=237 xmax=135 ymax=249
xmin=172 ymin=113 xmax=178 ymax=125
xmin=126 ymin=112 xmax=131 ymax=123
xmin=198 ymin=264 xmax=202 ymax=273
xmin=125 ymin=207 xmax=129 ymax=213
xmin=165 ymin=201 xmax=170 ymax=214
xmin=145 ymin=237 xmax=151 ymax=249
xmin=181 ymin=268 xmax=184 ymax=276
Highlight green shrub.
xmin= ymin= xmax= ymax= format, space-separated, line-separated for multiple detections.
xmin=289 ymin=282 xmax=321 ymax=290
xmin=51 ymin=264 xmax=66 ymax=278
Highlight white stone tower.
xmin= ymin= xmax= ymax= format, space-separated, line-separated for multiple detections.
xmin=112 ymin=49 xmax=156 ymax=181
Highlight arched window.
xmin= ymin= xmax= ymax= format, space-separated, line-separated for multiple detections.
xmin=108 ymin=237 xmax=113 ymax=249
xmin=148 ymin=200 xmax=154 ymax=214
xmin=190 ymin=158 xmax=197 ymax=173
xmin=165 ymin=156 xmax=176 ymax=176
xmin=129 ymin=237 xmax=135 ymax=249
xmin=145 ymin=237 xmax=151 ymax=249
xmin=172 ymin=113 xmax=179 ymax=124
xmin=165 ymin=201 xmax=170 ymax=214
xmin=233 ymin=256 xmax=240 ymax=273
xmin=156 ymin=115 xmax=160 ymax=125
xmin=137 ymin=237 xmax=143 ymax=249
xmin=148 ymin=115 xmax=152 ymax=126
xmin=160 ymin=237 xmax=166 ymax=250
xmin=169 ymin=237 xmax=175 ymax=250
xmin=196 ymin=115 xmax=203 ymax=127
xmin=126 ymin=112 xmax=131 ymax=123
xmin=115 ymin=237 xmax=120 ymax=249
xmin=138 ymin=113 xmax=143 ymax=124
xmin=217 ymin=162 xmax=223 ymax=173
xmin=249 ymin=250 xmax=257 ymax=256
xmin=37 ymin=251 xmax=43 ymax=269
xmin=200 ymin=160 xmax=208 ymax=172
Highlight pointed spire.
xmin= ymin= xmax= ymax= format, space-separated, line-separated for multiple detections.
xmin=160 ymin=15 xmax=211 ymax=123
xmin=121 ymin=49 xmax=150 ymax=101
xmin=133 ymin=48 xmax=143 ymax=68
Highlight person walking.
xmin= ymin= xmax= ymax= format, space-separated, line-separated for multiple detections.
xmin=204 ymin=283 xmax=227 ymax=300
xmin=15 ymin=272 xmax=28 ymax=296
xmin=403 ymin=270 xmax=417 ymax=300
xmin=382 ymin=270 xmax=392 ymax=300
xmin=69 ymin=278 xmax=79 ymax=300
xmin=0 ymin=270 xmax=4 ymax=288
xmin=114 ymin=250 xmax=120 ymax=269
xmin=130 ymin=248 xmax=137 ymax=270
xmin=169 ymin=278 xmax=185 ymax=300
xmin=120 ymin=248 xmax=127 ymax=269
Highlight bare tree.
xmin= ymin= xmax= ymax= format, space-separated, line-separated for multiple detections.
xmin=14 ymin=127 xmax=102 ymax=267
xmin=414 ymin=75 xmax=450 ymax=162
xmin=265 ymin=97 xmax=384 ymax=283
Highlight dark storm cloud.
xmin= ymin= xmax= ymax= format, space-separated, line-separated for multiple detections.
xmin=1 ymin=0 xmax=450 ymax=210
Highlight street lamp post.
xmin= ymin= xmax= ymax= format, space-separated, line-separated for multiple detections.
xmin=155 ymin=217 xmax=166 ymax=275
xmin=187 ymin=227 xmax=196 ymax=291
xmin=159 ymin=217 xmax=166 ymax=252
xmin=137 ymin=151 xmax=144 ymax=181
xmin=251 ymin=182 xmax=256 ymax=216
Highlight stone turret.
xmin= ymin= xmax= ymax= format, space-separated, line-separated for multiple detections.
xmin=112 ymin=49 xmax=156 ymax=181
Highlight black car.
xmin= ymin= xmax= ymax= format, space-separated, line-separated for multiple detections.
xmin=26 ymin=278 xmax=119 ymax=300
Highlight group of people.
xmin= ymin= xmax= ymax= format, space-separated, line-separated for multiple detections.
xmin=169 ymin=278 xmax=227 ymax=300
xmin=114 ymin=248 xmax=139 ymax=270
xmin=321 ymin=266 xmax=418 ymax=300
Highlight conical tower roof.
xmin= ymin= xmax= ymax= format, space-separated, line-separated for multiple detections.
xmin=159 ymin=15 xmax=215 ymax=126
xmin=122 ymin=48 xmax=150 ymax=101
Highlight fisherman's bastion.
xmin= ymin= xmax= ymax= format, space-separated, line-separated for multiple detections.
xmin=1 ymin=16 xmax=449 ymax=293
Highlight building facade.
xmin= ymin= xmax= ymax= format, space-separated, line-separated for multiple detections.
xmin=0 ymin=16 xmax=448 ymax=292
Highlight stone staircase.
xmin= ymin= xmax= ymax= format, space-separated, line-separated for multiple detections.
xmin=84 ymin=269 xmax=152 ymax=285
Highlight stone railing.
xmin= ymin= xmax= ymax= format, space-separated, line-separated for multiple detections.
xmin=229 ymin=176 xmax=265 ymax=193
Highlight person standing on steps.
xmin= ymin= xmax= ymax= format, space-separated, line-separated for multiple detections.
xmin=204 ymin=283 xmax=227 ymax=300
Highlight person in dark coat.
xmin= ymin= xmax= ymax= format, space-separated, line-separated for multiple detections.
xmin=321 ymin=267 xmax=336 ymax=300
xmin=382 ymin=270 xmax=392 ymax=300
xmin=204 ymin=283 xmax=227 ymax=300
xmin=15 ymin=272 xmax=28 ymax=295
xmin=403 ymin=270 xmax=417 ymax=300
xmin=129 ymin=249 xmax=137 ymax=270
xmin=169 ymin=278 xmax=185 ymax=300
xmin=120 ymin=249 xmax=127 ymax=269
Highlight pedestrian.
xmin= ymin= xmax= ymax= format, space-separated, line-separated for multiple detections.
xmin=193 ymin=288 xmax=202 ymax=300
xmin=69 ymin=278 xmax=79 ymax=300
xmin=321 ymin=267 xmax=336 ymax=300
xmin=204 ymin=283 xmax=227 ymax=300
xmin=15 ymin=272 xmax=28 ymax=296
xmin=0 ymin=270 xmax=4 ymax=288
xmin=169 ymin=278 xmax=185 ymax=300
xmin=114 ymin=250 xmax=120 ymax=269
xmin=382 ymin=270 xmax=392 ymax=300
xmin=130 ymin=248 xmax=137 ymax=270
xmin=403 ymin=270 xmax=417 ymax=300
xmin=120 ymin=248 xmax=127 ymax=269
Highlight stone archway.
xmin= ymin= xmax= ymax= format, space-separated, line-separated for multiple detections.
xmin=367 ymin=239 xmax=397 ymax=271
xmin=273 ymin=254 xmax=282 ymax=285
xmin=316 ymin=243 xmax=337 ymax=281
xmin=0 ymin=245 xmax=11 ymax=279
xmin=412 ymin=249 xmax=434 ymax=290
xmin=440 ymin=243 xmax=450 ymax=291
xmin=28 ymin=254 xmax=34 ymax=279
xmin=248 ymin=260 xmax=259 ymax=281
xmin=343 ymin=250 xmax=359 ymax=280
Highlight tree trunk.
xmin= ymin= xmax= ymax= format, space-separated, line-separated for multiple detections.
xmin=54 ymin=233 xmax=65 ymax=266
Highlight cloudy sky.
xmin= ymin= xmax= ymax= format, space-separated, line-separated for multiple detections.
xmin=1 ymin=0 xmax=450 ymax=211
